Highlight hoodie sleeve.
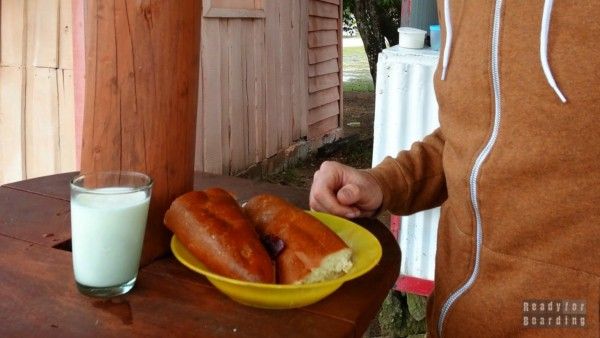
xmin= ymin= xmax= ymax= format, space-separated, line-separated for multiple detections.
xmin=365 ymin=128 xmax=447 ymax=215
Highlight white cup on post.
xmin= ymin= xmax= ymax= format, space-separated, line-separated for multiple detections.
xmin=70 ymin=171 xmax=152 ymax=298
xmin=398 ymin=27 xmax=427 ymax=49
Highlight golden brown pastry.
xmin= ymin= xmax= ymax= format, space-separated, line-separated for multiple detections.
xmin=164 ymin=188 xmax=275 ymax=283
xmin=243 ymin=194 xmax=353 ymax=284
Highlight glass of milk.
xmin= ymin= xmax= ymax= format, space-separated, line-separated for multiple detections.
xmin=70 ymin=171 xmax=152 ymax=297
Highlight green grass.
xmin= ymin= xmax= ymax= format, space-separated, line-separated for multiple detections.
xmin=343 ymin=46 xmax=374 ymax=92
xmin=343 ymin=77 xmax=375 ymax=92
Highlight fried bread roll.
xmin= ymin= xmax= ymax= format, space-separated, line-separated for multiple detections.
xmin=164 ymin=188 xmax=275 ymax=283
xmin=243 ymin=194 xmax=353 ymax=284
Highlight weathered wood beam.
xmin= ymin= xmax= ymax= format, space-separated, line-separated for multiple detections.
xmin=79 ymin=0 xmax=201 ymax=265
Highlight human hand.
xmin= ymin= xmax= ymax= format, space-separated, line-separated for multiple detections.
xmin=309 ymin=161 xmax=383 ymax=219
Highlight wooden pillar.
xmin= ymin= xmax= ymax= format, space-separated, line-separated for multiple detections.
xmin=72 ymin=0 xmax=85 ymax=168
xmin=79 ymin=0 xmax=201 ymax=264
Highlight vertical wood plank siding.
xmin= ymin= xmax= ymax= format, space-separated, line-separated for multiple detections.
xmin=0 ymin=0 xmax=344 ymax=181
xmin=0 ymin=0 xmax=75 ymax=184
xmin=197 ymin=0 xmax=342 ymax=175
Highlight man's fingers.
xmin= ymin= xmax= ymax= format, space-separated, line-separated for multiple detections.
xmin=309 ymin=161 xmax=367 ymax=218
xmin=311 ymin=199 xmax=359 ymax=219
xmin=337 ymin=184 xmax=360 ymax=205
xmin=310 ymin=189 xmax=357 ymax=218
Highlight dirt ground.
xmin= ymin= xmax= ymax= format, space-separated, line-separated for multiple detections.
xmin=263 ymin=91 xmax=376 ymax=190
xmin=263 ymin=91 xmax=392 ymax=229
xmin=264 ymin=38 xmax=376 ymax=189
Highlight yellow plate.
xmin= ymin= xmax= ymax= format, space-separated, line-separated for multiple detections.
xmin=170 ymin=210 xmax=383 ymax=309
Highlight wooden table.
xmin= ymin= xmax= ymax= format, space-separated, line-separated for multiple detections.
xmin=0 ymin=172 xmax=400 ymax=337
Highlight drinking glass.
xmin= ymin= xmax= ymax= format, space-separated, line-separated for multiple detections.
xmin=70 ymin=171 xmax=152 ymax=297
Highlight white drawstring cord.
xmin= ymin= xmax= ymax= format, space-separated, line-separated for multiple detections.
xmin=441 ymin=0 xmax=453 ymax=80
xmin=540 ymin=0 xmax=567 ymax=103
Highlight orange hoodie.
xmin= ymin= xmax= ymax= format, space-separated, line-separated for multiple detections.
xmin=367 ymin=1 xmax=599 ymax=337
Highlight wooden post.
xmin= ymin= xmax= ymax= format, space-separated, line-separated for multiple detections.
xmin=79 ymin=0 xmax=201 ymax=265
xmin=72 ymin=0 xmax=86 ymax=168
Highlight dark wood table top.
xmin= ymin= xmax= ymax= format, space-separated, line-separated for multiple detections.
xmin=0 ymin=172 xmax=400 ymax=337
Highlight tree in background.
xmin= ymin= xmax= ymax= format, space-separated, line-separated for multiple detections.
xmin=344 ymin=0 xmax=402 ymax=84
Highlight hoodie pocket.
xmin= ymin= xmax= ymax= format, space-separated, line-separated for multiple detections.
xmin=442 ymin=247 xmax=599 ymax=338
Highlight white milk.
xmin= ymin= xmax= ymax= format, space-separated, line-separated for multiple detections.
xmin=71 ymin=188 xmax=150 ymax=287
